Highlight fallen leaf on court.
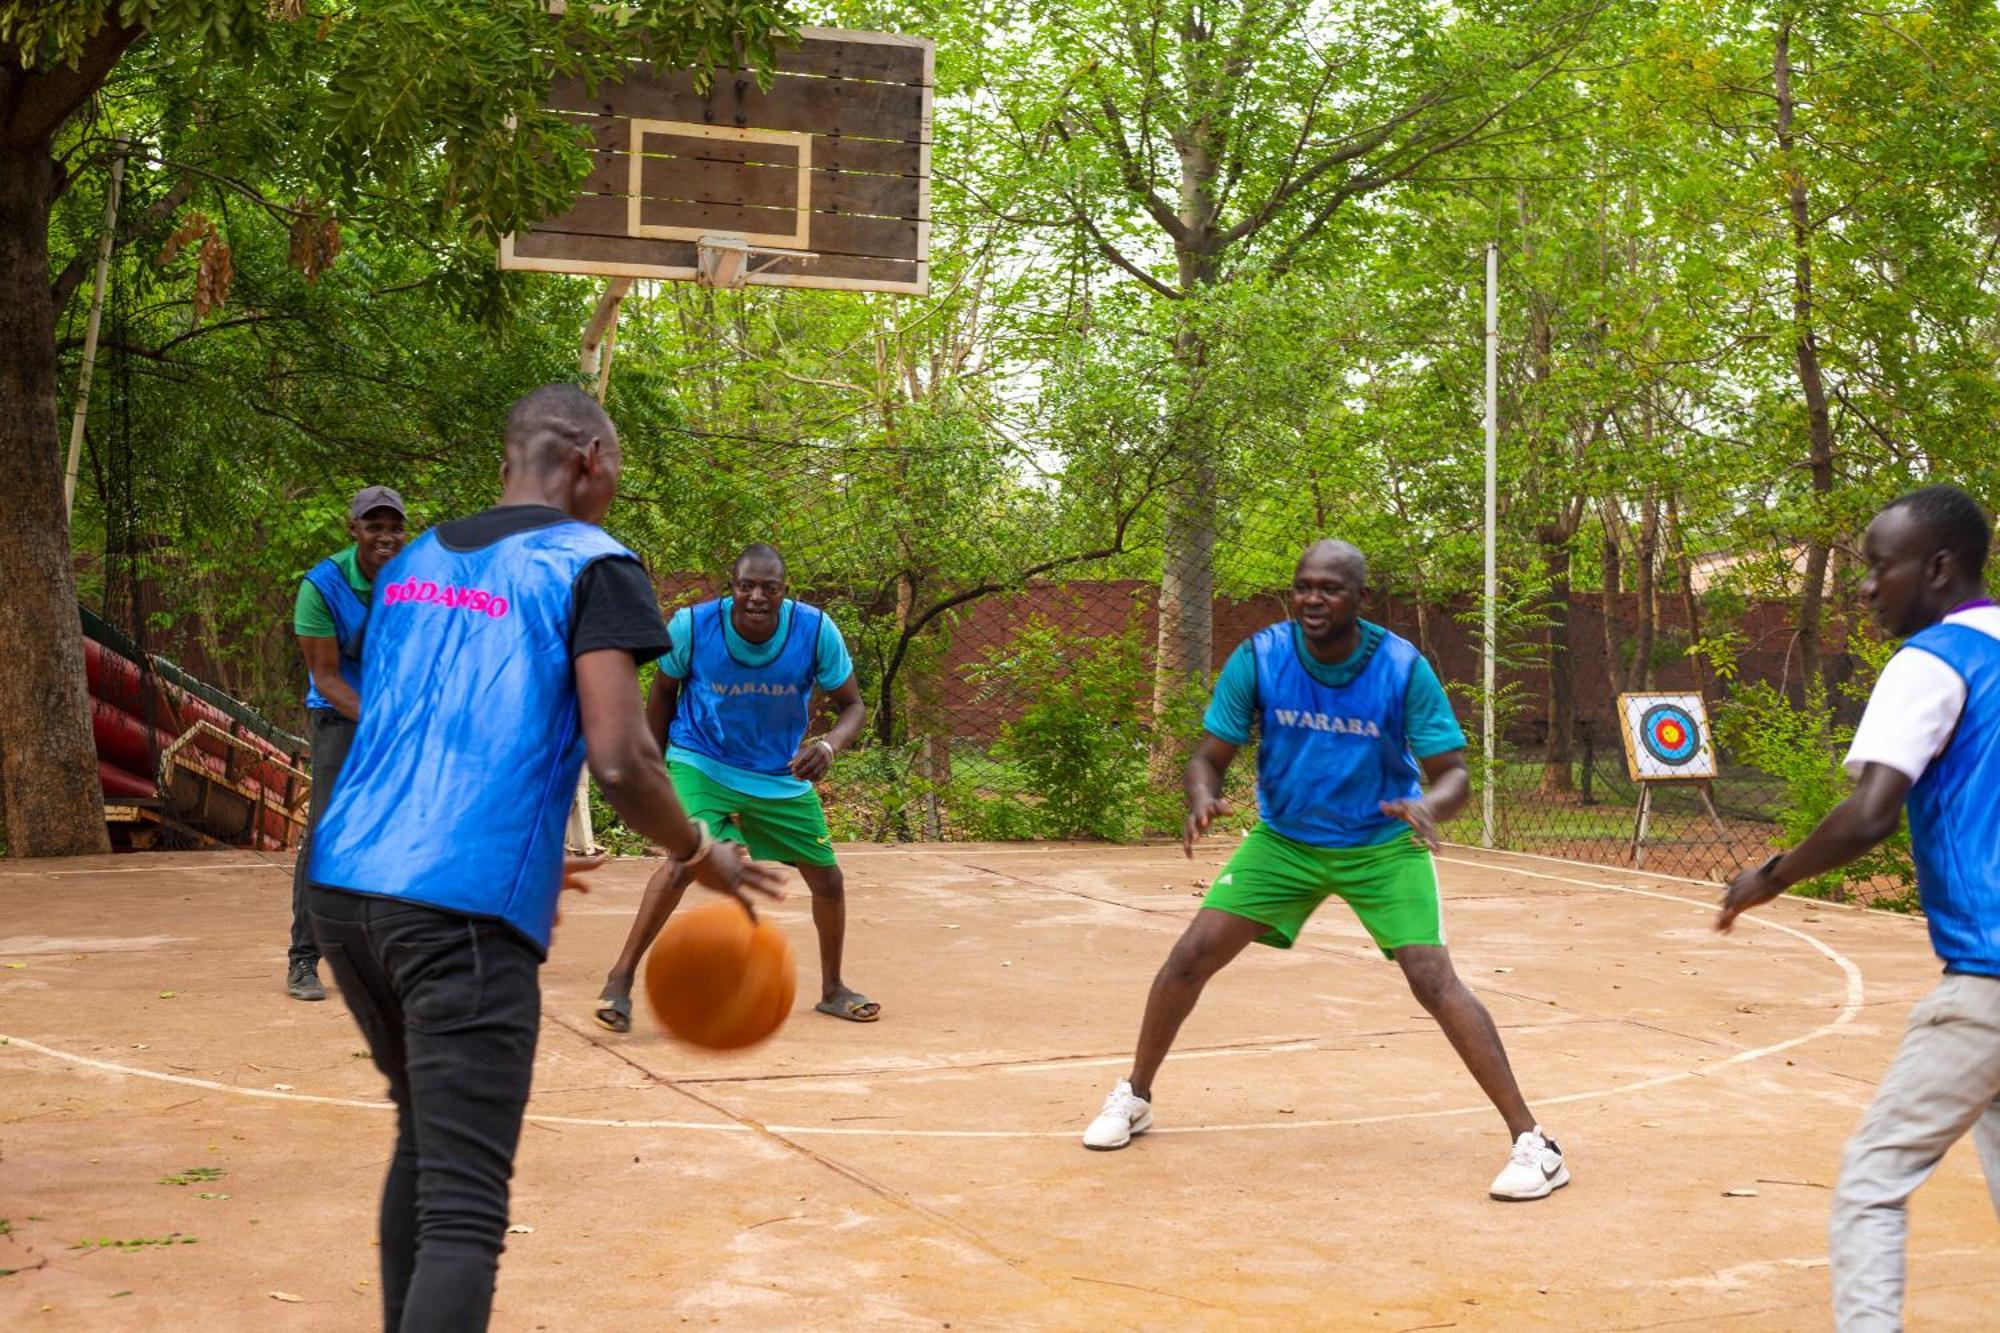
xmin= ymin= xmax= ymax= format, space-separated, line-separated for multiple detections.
xmin=273 ymin=1084 xmax=294 ymax=1092
xmin=270 ymin=1291 xmax=304 ymax=1303
xmin=131 ymin=1043 xmax=148 ymax=1050
xmin=1640 ymin=1121 xmax=1662 ymax=1128
xmin=507 ymin=1224 xmax=534 ymax=1234
xmin=197 ymin=1192 xmax=230 ymax=1201
xmin=158 ymin=991 xmax=176 ymax=999
xmin=1492 ymin=967 xmax=1513 ymax=973
xmin=1000 ymin=961 xmax=1012 ymax=967
xmin=1722 ymin=1188 xmax=1759 ymax=1197
xmin=941 ymin=924 xmax=959 ymax=930
xmin=4 ymin=962 xmax=24 ymax=969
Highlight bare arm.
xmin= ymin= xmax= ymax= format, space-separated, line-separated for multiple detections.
xmin=297 ymin=634 xmax=360 ymax=721
xmin=1380 ymin=750 xmax=1470 ymax=852
xmin=1183 ymin=733 xmax=1241 ymax=857
xmin=1717 ymin=762 xmax=1910 ymax=932
xmin=576 ymin=650 xmax=784 ymax=912
xmin=789 ymin=672 xmax=866 ymax=782
xmin=645 ymin=672 xmax=681 ymax=753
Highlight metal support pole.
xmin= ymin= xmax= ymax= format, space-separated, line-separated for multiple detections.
xmin=564 ymin=277 xmax=635 ymax=856
xmin=65 ymin=149 xmax=126 ymax=517
xmin=1481 ymin=242 xmax=1499 ymax=849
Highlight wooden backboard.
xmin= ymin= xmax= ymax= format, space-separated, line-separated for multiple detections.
xmin=501 ymin=28 xmax=932 ymax=295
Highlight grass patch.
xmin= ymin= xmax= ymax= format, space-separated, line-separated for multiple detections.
xmin=70 ymin=1234 xmax=198 ymax=1251
xmin=158 ymin=1167 xmax=224 ymax=1186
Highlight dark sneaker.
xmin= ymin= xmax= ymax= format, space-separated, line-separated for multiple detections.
xmin=286 ymin=960 xmax=326 ymax=1001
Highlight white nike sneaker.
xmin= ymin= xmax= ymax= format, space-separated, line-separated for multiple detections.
xmin=1082 ymin=1080 xmax=1153 ymax=1150
xmin=1489 ymin=1126 xmax=1569 ymax=1200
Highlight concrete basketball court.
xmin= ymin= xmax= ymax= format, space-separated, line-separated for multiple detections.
xmin=2 ymin=841 xmax=1994 ymax=1330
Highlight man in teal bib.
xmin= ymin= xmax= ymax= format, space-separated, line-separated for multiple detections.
xmin=284 ymin=484 xmax=406 ymax=1001
xmin=1081 ymin=541 xmax=1567 ymax=1202
xmin=593 ymin=543 xmax=873 ymax=1031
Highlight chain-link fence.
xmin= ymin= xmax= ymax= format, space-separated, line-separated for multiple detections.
xmin=568 ymin=425 xmax=1902 ymax=900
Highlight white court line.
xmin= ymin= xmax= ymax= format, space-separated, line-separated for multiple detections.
xmin=0 ymin=860 xmax=1865 ymax=1139
xmin=1 ymin=860 xmax=288 ymax=879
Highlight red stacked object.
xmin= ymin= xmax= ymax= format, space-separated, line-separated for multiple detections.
xmin=84 ymin=636 xmax=306 ymax=849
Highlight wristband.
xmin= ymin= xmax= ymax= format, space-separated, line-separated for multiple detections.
xmin=676 ymin=821 xmax=714 ymax=866
xmin=813 ymin=739 xmax=836 ymax=761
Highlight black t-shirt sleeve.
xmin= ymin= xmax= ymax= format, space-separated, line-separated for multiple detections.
xmin=570 ymin=556 xmax=670 ymax=662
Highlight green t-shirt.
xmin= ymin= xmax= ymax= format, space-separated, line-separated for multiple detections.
xmin=1202 ymin=620 xmax=1466 ymax=759
xmin=292 ymin=546 xmax=372 ymax=638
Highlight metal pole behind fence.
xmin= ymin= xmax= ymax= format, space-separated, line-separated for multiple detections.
xmin=1482 ymin=242 xmax=1498 ymax=849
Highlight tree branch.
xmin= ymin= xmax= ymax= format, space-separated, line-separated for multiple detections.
xmin=3 ymin=19 xmax=144 ymax=149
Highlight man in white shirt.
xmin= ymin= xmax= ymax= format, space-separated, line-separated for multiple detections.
xmin=1718 ymin=483 xmax=1999 ymax=1332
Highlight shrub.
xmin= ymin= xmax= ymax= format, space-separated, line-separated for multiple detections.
xmin=1716 ymin=677 xmax=1915 ymax=909
xmin=969 ymin=616 xmax=1154 ymax=840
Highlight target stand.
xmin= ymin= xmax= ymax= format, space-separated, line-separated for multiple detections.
xmin=1616 ymin=693 xmax=1728 ymax=869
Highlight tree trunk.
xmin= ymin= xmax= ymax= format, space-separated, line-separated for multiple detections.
xmin=1775 ymin=22 xmax=1837 ymax=697
xmin=1539 ymin=535 xmax=1577 ymax=794
xmin=1149 ymin=298 xmax=1218 ymax=758
xmin=1667 ymin=492 xmax=1714 ymax=704
xmin=0 ymin=144 xmax=111 ymax=856
xmin=1599 ymin=497 xmax=1623 ymax=691
xmin=1631 ymin=488 xmax=1661 ymax=691
xmin=1151 ymin=36 xmax=1226 ymax=755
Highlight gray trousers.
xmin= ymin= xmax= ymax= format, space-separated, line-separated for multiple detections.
xmin=1830 ymin=971 xmax=2000 ymax=1331
xmin=288 ymin=709 xmax=357 ymax=968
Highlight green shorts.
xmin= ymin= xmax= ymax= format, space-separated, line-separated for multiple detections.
xmin=1202 ymin=823 xmax=1443 ymax=956
xmin=667 ymin=760 xmax=838 ymax=867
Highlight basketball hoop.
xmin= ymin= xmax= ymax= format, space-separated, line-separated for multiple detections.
xmin=695 ymin=234 xmax=820 ymax=290
xmin=500 ymin=29 xmax=931 ymax=296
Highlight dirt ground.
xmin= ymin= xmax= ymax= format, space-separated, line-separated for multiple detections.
xmin=1 ymin=841 xmax=1993 ymax=1330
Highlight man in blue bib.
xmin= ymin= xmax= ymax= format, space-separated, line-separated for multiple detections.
xmin=1082 ymin=540 xmax=1568 ymax=1202
xmin=284 ymin=484 xmax=407 ymax=1002
xmin=1719 ymin=485 xmax=2000 ymax=1331
xmin=306 ymin=385 xmax=783 ymax=1332
xmin=592 ymin=543 xmax=872 ymax=1031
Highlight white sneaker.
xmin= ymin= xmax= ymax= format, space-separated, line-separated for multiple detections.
xmin=1082 ymin=1080 xmax=1153 ymax=1150
xmin=1489 ymin=1126 xmax=1568 ymax=1200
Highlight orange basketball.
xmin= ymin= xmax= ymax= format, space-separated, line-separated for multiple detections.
xmin=643 ymin=901 xmax=796 ymax=1050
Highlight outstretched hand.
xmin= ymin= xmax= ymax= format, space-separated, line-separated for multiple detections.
xmin=1717 ymin=856 xmax=1786 ymax=933
xmin=691 ymin=840 xmax=788 ymax=922
xmin=552 ymin=856 xmax=604 ymax=931
xmin=1184 ymin=794 xmax=1230 ymax=858
xmin=1380 ymin=798 xmax=1440 ymax=852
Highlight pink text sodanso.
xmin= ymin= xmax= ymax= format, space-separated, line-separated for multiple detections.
xmin=383 ymin=577 xmax=509 ymax=618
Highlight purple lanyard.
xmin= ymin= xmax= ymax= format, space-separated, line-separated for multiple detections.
xmin=1947 ymin=597 xmax=1996 ymax=615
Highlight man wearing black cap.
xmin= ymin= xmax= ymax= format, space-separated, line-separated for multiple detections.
xmin=285 ymin=485 xmax=408 ymax=1000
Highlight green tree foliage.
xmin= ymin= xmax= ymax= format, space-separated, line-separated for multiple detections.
xmin=1 ymin=0 xmax=793 ymax=853
xmin=12 ymin=1 xmax=2000 ymax=891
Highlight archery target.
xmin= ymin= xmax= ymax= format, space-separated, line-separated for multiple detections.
xmin=1618 ymin=693 xmax=1717 ymax=781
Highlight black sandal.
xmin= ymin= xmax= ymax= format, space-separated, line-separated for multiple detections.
xmin=593 ymin=995 xmax=632 ymax=1033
